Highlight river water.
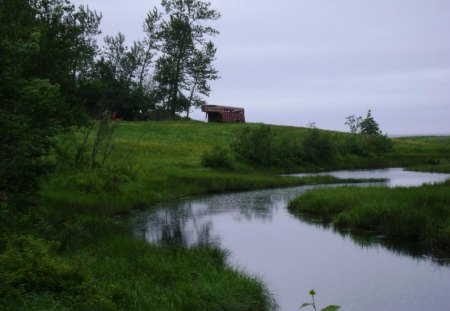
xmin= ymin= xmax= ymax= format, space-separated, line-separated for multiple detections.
xmin=133 ymin=168 xmax=450 ymax=311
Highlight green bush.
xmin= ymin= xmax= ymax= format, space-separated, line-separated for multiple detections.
xmin=231 ymin=125 xmax=274 ymax=167
xmin=202 ymin=146 xmax=234 ymax=170
xmin=231 ymin=125 xmax=340 ymax=168
xmin=341 ymin=134 xmax=392 ymax=157
xmin=302 ymin=128 xmax=336 ymax=163
xmin=0 ymin=235 xmax=115 ymax=310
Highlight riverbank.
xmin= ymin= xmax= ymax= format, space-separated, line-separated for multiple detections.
xmin=2 ymin=121 xmax=450 ymax=310
xmin=288 ymin=180 xmax=450 ymax=257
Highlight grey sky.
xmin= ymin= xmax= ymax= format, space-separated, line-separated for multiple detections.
xmin=75 ymin=0 xmax=450 ymax=135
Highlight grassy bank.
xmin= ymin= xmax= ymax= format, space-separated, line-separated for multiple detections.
xmin=3 ymin=121 xmax=450 ymax=310
xmin=288 ymin=180 xmax=450 ymax=256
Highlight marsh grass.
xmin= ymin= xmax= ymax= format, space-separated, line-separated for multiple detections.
xmin=74 ymin=236 xmax=277 ymax=311
xmin=288 ymin=180 xmax=450 ymax=254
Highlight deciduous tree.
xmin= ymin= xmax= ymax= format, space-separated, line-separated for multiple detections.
xmin=154 ymin=0 xmax=220 ymax=117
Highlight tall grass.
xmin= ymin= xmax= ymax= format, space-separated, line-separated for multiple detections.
xmin=76 ymin=236 xmax=277 ymax=311
xmin=288 ymin=180 xmax=450 ymax=255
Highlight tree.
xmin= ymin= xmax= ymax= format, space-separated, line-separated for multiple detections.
xmin=185 ymin=41 xmax=219 ymax=117
xmin=26 ymin=0 xmax=101 ymax=115
xmin=0 ymin=0 xmax=101 ymax=203
xmin=360 ymin=110 xmax=382 ymax=135
xmin=154 ymin=0 xmax=220 ymax=118
xmin=344 ymin=110 xmax=391 ymax=155
xmin=345 ymin=115 xmax=363 ymax=134
xmin=95 ymin=9 xmax=161 ymax=120
xmin=96 ymin=32 xmax=141 ymax=118
xmin=345 ymin=110 xmax=382 ymax=136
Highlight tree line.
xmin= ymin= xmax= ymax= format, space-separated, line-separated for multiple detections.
xmin=0 ymin=0 xmax=220 ymax=205
xmin=98 ymin=0 xmax=220 ymax=120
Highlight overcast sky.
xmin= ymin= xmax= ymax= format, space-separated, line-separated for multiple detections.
xmin=74 ymin=0 xmax=450 ymax=135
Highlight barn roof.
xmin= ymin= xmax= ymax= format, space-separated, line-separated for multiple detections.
xmin=201 ymin=105 xmax=244 ymax=113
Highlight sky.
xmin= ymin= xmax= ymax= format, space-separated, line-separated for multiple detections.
xmin=74 ymin=0 xmax=450 ymax=135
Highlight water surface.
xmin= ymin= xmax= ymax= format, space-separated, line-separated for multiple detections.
xmin=133 ymin=168 xmax=450 ymax=311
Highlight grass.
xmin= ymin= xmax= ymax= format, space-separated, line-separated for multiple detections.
xmin=3 ymin=121 xmax=450 ymax=310
xmin=47 ymin=120 xmax=410 ymax=216
xmin=1 ymin=229 xmax=275 ymax=311
xmin=288 ymin=180 xmax=450 ymax=256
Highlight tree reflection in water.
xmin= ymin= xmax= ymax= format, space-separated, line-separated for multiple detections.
xmin=136 ymin=202 xmax=220 ymax=246
xmin=134 ymin=190 xmax=291 ymax=246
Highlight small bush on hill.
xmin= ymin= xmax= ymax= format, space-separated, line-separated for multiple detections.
xmin=231 ymin=125 xmax=274 ymax=167
xmin=202 ymin=146 xmax=233 ymax=170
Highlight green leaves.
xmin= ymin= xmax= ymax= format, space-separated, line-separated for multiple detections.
xmin=300 ymin=302 xmax=314 ymax=309
xmin=300 ymin=289 xmax=341 ymax=311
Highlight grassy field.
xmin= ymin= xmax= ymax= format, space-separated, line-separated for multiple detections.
xmin=3 ymin=121 xmax=450 ymax=310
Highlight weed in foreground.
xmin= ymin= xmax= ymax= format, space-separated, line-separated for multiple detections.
xmin=300 ymin=289 xmax=340 ymax=311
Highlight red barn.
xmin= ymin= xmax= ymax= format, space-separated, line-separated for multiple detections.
xmin=201 ymin=105 xmax=245 ymax=123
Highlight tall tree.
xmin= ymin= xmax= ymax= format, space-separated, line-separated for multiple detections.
xmin=96 ymin=9 xmax=161 ymax=120
xmin=0 ymin=0 xmax=101 ymax=203
xmin=154 ymin=0 xmax=220 ymax=118
xmin=185 ymin=41 xmax=219 ymax=117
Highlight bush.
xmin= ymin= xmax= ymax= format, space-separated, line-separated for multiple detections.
xmin=341 ymin=134 xmax=392 ymax=157
xmin=231 ymin=125 xmax=274 ymax=167
xmin=0 ymin=235 xmax=115 ymax=310
xmin=202 ymin=146 xmax=233 ymax=170
xmin=302 ymin=128 xmax=336 ymax=163
xmin=231 ymin=125 xmax=339 ymax=168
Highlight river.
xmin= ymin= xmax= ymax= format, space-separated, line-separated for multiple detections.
xmin=132 ymin=168 xmax=450 ymax=311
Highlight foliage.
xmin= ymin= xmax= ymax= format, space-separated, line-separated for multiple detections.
xmin=360 ymin=110 xmax=382 ymax=135
xmin=202 ymin=146 xmax=234 ymax=170
xmin=300 ymin=289 xmax=340 ymax=311
xmin=302 ymin=126 xmax=336 ymax=163
xmin=342 ymin=134 xmax=392 ymax=156
xmin=152 ymin=0 xmax=220 ymax=118
xmin=230 ymin=123 xmax=394 ymax=169
xmin=231 ymin=125 xmax=275 ymax=167
xmin=343 ymin=111 xmax=392 ymax=155
xmin=0 ymin=0 xmax=101 ymax=204
xmin=0 ymin=235 xmax=115 ymax=310
xmin=346 ymin=110 xmax=383 ymax=136
xmin=99 ymin=0 xmax=220 ymax=120
xmin=345 ymin=115 xmax=363 ymax=134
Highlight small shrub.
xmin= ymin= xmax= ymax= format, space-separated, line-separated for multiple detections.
xmin=202 ymin=146 xmax=233 ymax=170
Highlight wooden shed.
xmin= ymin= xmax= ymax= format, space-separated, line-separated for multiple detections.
xmin=201 ymin=105 xmax=245 ymax=123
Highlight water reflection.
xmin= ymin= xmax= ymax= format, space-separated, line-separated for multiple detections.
xmin=135 ymin=202 xmax=220 ymax=246
xmin=294 ymin=213 xmax=450 ymax=266
xmin=135 ymin=190 xmax=293 ymax=246
xmin=291 ymin=167 xmax=450 ymax=187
